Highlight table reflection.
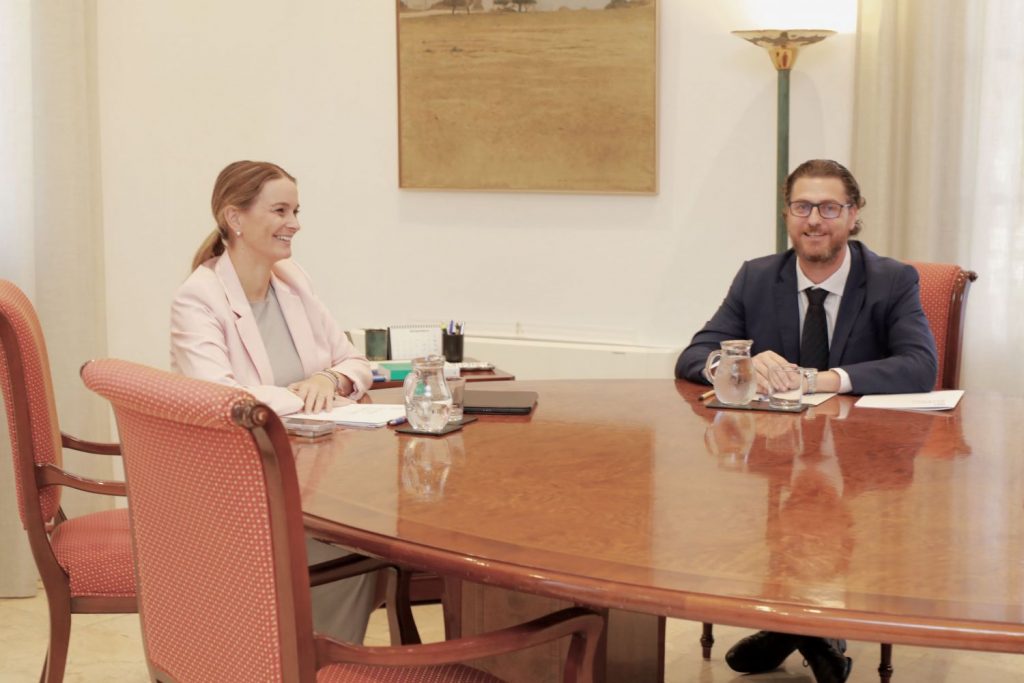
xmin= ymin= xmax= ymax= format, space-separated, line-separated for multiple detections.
xmin=687 ymin=390 xmax=977 ymax=600
xmin=400 ymin=434 xmax=466 ymax=502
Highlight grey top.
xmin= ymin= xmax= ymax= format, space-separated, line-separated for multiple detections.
xmin=249 ymin=285 xmax=306 ymax=387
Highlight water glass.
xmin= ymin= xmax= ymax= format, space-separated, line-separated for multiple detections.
xmin=768 ymin=366 xmax=805 ymax=409
xmin=447 ymin=377 xmax=466 ymax=423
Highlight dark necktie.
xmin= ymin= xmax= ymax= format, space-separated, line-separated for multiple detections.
xmin=800 ymin=288 xmax=830 ymax=371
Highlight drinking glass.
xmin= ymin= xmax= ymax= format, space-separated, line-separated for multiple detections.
xmin=447 ymin=377 xmax=466 ymax=423
xmin=769 ymin=366 xmax=805 ymax=409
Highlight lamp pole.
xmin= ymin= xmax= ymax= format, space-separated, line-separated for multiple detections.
xmin=732 ymin=29 xmax=835 ymax=253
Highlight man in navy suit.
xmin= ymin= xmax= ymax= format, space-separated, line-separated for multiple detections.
xmin=677 ymin=159 xmax=937 ymax=395
xmin=675 ymin=160 xmax=938 ymax=683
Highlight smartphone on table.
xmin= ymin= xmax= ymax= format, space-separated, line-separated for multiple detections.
xmin=281 ymin=417 xmax=335 ymax=439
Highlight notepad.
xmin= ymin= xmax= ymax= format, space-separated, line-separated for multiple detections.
xmin=301 ymin=403 xmax=406 ymax=427
xmin=855 ymin=390 xmax=964 ymax=411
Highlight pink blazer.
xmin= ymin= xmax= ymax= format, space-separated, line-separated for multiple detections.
xmin=171 ymin=255 xmax=371 ymax=415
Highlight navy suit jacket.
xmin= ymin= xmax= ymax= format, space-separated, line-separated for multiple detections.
xmin=675 ymin=241 xmax=938 ymax=394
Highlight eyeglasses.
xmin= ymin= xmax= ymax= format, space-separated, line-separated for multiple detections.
xmin=787 ymin=201 xmax=851 ymax=219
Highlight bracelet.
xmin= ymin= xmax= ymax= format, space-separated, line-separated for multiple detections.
xmin=315 ymin=370 xmax=340 ymax=393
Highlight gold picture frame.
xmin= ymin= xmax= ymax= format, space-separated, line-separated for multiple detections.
xmin=397 ymin=0 xmax=658 ymax=194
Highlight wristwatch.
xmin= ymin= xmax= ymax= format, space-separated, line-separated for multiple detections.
xmin=802 ymin=367 xmax=818 ymax=395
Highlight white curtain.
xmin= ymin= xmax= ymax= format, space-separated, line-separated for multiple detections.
xmin=0 ymin=0 xmax=114 ymax=596
xmin=853 ymin=0 xmax=1024 ymax=395
xmin=0 ymin=0 xmax=39 ymax=597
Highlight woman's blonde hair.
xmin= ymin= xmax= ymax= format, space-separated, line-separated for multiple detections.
xmin=190 ymin=160 xmax=297 ymax=271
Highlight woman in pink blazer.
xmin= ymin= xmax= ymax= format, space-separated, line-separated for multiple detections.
xmin=171 ymin=160 xmax=371 ymax=416
xmin=170 ymin=161 xmax=377 ymax=643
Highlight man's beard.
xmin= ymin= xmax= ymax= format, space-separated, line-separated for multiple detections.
xmin=800 ymin=241 xmax=843 ymax=264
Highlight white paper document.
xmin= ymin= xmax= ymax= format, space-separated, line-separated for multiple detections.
xmin=301 ymin=403 xmax=406 ymax=427
xmin=855 ymin=390 xmax=964 ymax=411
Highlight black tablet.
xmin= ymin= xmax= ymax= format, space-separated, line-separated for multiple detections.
xmin=463 ymin=390 xmax=538 ymax=415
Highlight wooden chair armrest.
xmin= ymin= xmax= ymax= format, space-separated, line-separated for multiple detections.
xmin=61 ymin=431 xmax=121 ymax=455
xmin=35 ymin=462 xmax=127 ymax=496
xmin=308 ymin=558 xmax=423 ymax=646
xmin=308 ymin=554 xmax=389 ymax=587
xmin=315 ymin=606 xmax=602 ymax=679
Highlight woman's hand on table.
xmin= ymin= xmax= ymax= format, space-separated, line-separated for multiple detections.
xmin=289 ymin=374 xmax=336 ymax=413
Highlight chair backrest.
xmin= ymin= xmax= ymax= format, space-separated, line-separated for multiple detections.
xmin=82 ymin=359 xmax=317 ymax=682
xmin=0 ymin=280 xmax=64 ymax=530
xmin=906 ymin=262 xmax=978 ymax=390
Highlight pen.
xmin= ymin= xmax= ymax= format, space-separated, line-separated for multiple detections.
xmin=698 ymin=389 xmax=715 ymax=401
xmin=387 ymin=416 xmax=407 ymax=426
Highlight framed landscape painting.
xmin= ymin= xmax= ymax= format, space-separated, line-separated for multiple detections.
xmin=397 ymin=0 xmax=657 ymax=193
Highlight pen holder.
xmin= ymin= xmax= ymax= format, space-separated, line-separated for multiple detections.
xmin=365 ymin=328 xmax=388 ymax=361
xmin=442 ymin=332 xmax=464 ymax=363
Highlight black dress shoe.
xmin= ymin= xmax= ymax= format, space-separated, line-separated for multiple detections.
xmin=797 ymin=637 xmax=852 ymax=683
xmin=724 ymin=630 xmax=799 ymax=673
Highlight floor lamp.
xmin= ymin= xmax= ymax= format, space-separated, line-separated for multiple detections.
xmin=732 ymin=29 xmax=835 ymax=253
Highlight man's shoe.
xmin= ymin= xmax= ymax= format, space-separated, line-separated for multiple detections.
xmin=797 ymin=637 xmax=852 ymax=683
xmin=724 ymin=631 xmax=799 ymax=673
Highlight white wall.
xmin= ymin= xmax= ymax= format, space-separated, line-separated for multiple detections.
xmin=95 ymin=1 xmax=857 ymax=373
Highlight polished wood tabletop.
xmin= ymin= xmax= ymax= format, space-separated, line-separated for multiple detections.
xmin=298 ymin=379 xmax=1024 ymax=654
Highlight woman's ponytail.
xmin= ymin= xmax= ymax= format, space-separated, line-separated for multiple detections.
xmin=190 ymin=228 xmax=226 ymax=271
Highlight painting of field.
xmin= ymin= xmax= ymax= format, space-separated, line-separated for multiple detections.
xmin=397 ymin=1 xmax=657 ymax=193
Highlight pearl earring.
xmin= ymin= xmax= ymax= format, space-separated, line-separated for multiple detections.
xmin=235 ymin=230 xmax=242 ymax=237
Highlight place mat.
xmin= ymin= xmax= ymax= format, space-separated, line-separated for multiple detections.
xmin=706 ymin=398 xmax=808 ymax=413
xmin=394 ymin=422 xmax=463 ymax=437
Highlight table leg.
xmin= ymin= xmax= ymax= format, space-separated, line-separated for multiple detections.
xmin=456 ymin=580 xmax=664 ymax=683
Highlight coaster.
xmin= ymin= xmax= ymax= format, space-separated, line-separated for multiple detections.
xmin=451 ymin=416 xmax=478 ymax=427
xmin=394 ymin=422 xmax=463 ymax=436
xmin=706 ymin=398 xmax=808 ymax=413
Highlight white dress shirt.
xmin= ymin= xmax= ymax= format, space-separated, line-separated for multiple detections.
xmin=795 ymin=244 xmax=853 ymax=393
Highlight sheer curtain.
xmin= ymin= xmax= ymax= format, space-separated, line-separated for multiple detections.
xmin=0 ymin=0 xmax=113 ymax=596
xmin=0 ymin=0 xmax=39 ymax=597
xmin=853 ymin=0 xmax=1024 ymax=395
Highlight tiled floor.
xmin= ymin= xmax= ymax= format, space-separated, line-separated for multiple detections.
xmin=1 ymin=587 xmax=1021 ymax=681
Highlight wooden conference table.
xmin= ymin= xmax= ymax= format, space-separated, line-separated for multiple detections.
xmin=297 ymin=379 xmax=1024 ymax=680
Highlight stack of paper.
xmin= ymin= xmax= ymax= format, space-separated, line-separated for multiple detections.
xmin=301 ymin=403 xmax=406 ymax=428
xmin=855 ymin=390 xmax=964 ymax=411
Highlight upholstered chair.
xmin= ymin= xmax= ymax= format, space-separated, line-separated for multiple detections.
xmin=907 ymin=261 xmax=977 ymax=390
xmin=0 ymin=279 xmax=136 ymax=682
xmin=871 ymin=261 xmax=977 ymax=682
xmin=82 ymin=358 xmax=603 ymax=683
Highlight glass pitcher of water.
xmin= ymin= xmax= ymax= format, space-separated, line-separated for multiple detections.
xmin=702 ymin=339 xmax=756 ymax=406
xmin=403 ymin=355 xmax=452 ymax=432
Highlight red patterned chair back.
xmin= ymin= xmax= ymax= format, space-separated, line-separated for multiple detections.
xmin=0 ymin=280 xmax=64 ymax=530
xmin=907 ymin=262 xmax=978 ymax=390
xmin=82 ymin=359 xmax=317 ymax=682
